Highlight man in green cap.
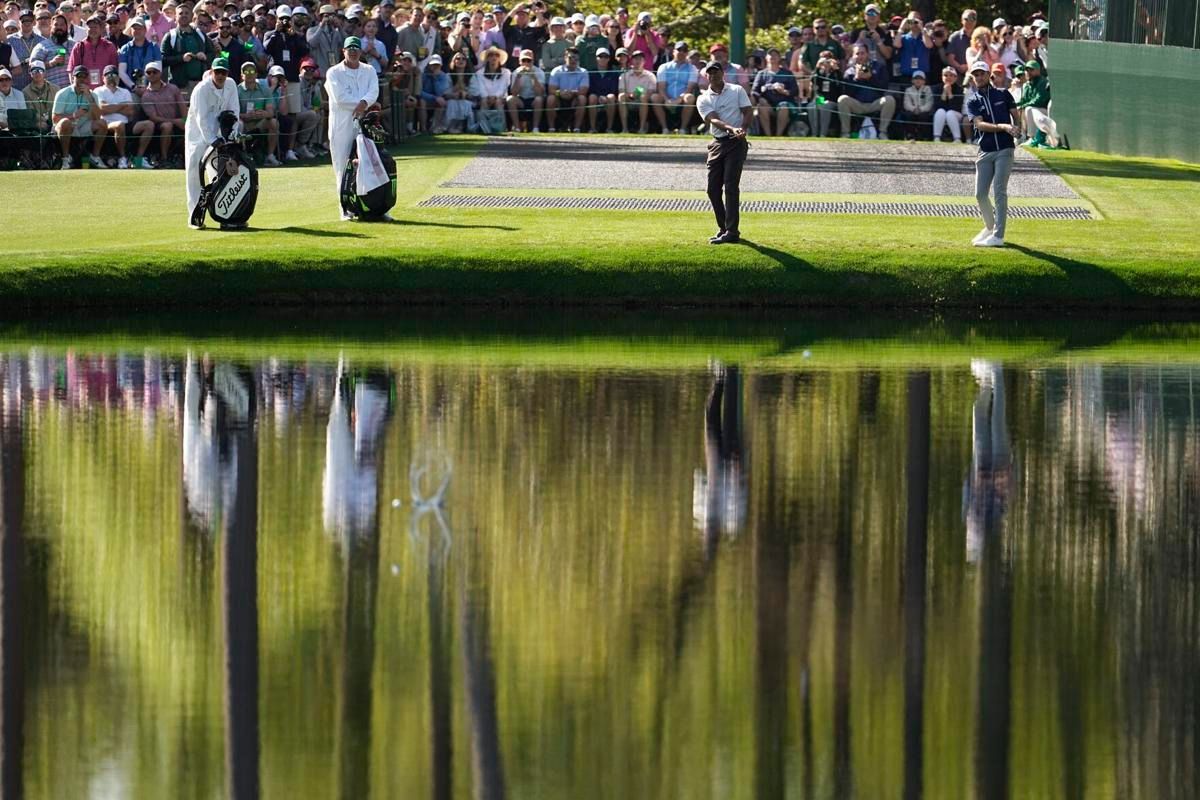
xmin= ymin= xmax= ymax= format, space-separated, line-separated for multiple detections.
xmin=1016 ymin=59 xmax=1062 ymax=148
xmin=185 ymin=55 xmax=239 ymax=226
xmin=325 ymin=35 xmax=378 ymax=219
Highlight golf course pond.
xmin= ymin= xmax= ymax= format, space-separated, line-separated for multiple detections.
xmin=0 ymin=312 xmax=1196 ymax=799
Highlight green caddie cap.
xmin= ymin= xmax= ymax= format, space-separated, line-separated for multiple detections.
xmin=211 ymin=56 xmax=231 ymax=71
xmin=1024 ymin=59 xmax=1041 ymax=71
xmin=343 ymin=35 xmax=362 ymax=49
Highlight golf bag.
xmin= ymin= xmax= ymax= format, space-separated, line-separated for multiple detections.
xmin=339 ymin=110 xmax=397 ymax=221
xmin=190 ymin=111 xmax=260 ymax=230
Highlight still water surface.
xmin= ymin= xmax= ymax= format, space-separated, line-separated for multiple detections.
xmin=0 ymin=319 xmax=1197 ymax=799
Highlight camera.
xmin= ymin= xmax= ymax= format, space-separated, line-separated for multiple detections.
xmin=638 ymin=19 xmax=648 ymax=29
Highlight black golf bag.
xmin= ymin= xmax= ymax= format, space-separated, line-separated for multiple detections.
xmin=191 ymin=110 xmax=260 ymax=230
xmin=339 ymin=110 xmax=397 ymax=221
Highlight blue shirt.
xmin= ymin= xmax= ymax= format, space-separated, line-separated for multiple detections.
xmin=656 ymin=60 xmax=697 ymax=99
xmin=420 ymin=70 xmax=451 ymax=101
xmin=897 ymin=33 xmax=931 ymax=78
xmin=549 ymin=64 xmax=589 ymax=93
xmin=588 ymin=68 xmax=619 ymax=96
xmin=966 ymin=85 xmax=1016 ymax=152
xmin=118 ymin=39 xmax=162 ymax=81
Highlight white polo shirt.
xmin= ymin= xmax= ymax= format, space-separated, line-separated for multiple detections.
xmin=696 ymin=82 xmax=751 ymax=138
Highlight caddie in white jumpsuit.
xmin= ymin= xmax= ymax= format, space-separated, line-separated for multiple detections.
xmin=324 ymin=35 xmax=379 ymax=221
xmin=184 ymin=57 xmax=239 ymax=228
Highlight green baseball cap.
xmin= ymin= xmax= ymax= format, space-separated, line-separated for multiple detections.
xmin=343 ymin=35 xmax=362 ymax=50
xmin=1012 ymin=63 xmax=1026 ymax=74
xmin=1024 ymin=59 xmax=1041 ymax=70
xmin=212 ymin=56 xmax=231 ymax=71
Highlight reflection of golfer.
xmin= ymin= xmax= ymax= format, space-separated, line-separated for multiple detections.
xmin=696 ymin=60 xmax=751 ymax=245
xmin=184 ymin=58 xmax=239 ymax=228
xmin=963 ymin=360 xmax=1011 ymax=563
xmin=693 ymin=363 xmax=746 ymax=551
xmin=325 ymin=36 xmax=379 ymax=221
xmin=965 ymin=60 xmax=1021 ymax=248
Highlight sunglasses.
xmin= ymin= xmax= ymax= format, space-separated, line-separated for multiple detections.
xmin=0 ymin=77 xmax=10 ymax=81
xmin=814 ymin=24 xmax=826 ymax=29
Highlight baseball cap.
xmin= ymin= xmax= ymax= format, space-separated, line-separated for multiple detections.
xmin=427 ymin=54 xmax=442 ymax=65
xmin=569 ymin=12 xmax=584 ymax=22
xmin=584 ymin=14 xmax=599 ymax=26
xmin=702 ymin=60 xmax=722 ymax=73
xmin=831 ymin=23 xmax=844 ymax=34
xmin=456 ymin=12 xmax=469 ymax=21
xmin=105 ymin=13 xmax=118 ymax=22
xmin=399 ymin=50 xmax=415 ymax=60
xmin=992 ymin=17 xmax=1007 ymax=27
xmin=343 ymin=35 xmax=362 ymax=48
xmin=709 ymin=42 xmax=727 ymax=53
xmin=130 ymin=16 xmax=145 ymax=26
xmin=1024 ymin=58 xmax=1041 ymax=69
xmin=990 ymin=62 xmax=1007 ymax=74
xmin=969 ymin=60 xmax=988 ymax=73
xmin=549 ymin=15 xmax=565 ymax=25
xmin=268 ymin=64 xmax=285 ymax=75
xmin=0 ymin=68 xmax=10 ymax=79
xmin=102 ymin=64 xmax=118 ymax=75
xmin=519 ymin=48 xmax=533 ymax=60
xmin=614 ymin=46 xmax=628 ymax=56
xmin=636 ymin=10 xmax=650 ymax=20
xmin=1012 ymin=63 xmax=1026 ymax=75
xmin=629 ymin=49 xmax=645 ymax=59
xmin=319 ymin=3 xmax=334 ymax=13
xmin=787 ymin=26 xmax=801 ymax=34
xmin=87 ymin=13 xmax=104 ymax=24
xmin=144 ymin=60 xmax=162 ymax=72
xmin=673 ymin=41 xmax=687 ymax=50
xmin=299 ymin=56 xmax=317 ymax=69
xmin=211 ymin=56 xmax=230 ymax=70
xmin=491 ymin=3 xmax=505 ymax=11
xmin=2 ymin=19 xmax=16 ymax=29
xmin=29 ymin=60 xmax=45 ymax=71
xmin=865 ymin=3 xmax=880 ymax=13
xmin=292 ymin=6 xmax=309 ymax=16
xmin=911 ymin=69 xmax=925 ymax=78
xmin=596 ymin=47 xmax=610 ymax=56
xmin=242 ymin=61 xmax=257 ymax=71
xmin=889 ymin=15 xmax=903 ymax=25
xmin=18 ymin=6 xmax=32 ymax=16
xmin=71 ymin=64 xmax=89 ymax=75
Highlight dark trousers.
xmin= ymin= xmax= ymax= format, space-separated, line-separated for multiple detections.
xmin=706 ymin=135 xmax=748 ymax=235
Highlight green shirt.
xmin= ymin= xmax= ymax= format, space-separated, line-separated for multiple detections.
xmin=540 ymin=39 xmax=571 ymax=72
xmin=576 ymin=34 xmax=609 ymax=71
xmin=51 ymin=85 xmax=95 ymax=118
xmin=1018 ymin=75 xmax=1050 ymax=109
xmin=237 ymin=79 xmax=275 ymax=114
xmin=801 ymin=37 xmax=844 ymax=69
xmin=162 ymin=27 xmax=211 ymax=86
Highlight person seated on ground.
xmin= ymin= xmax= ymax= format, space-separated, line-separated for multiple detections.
xmin=22 ymin=60 xmax=58 ymax=136
xmin=389 ymin=50 xmax=421 ymax=131
xmin=837 ymin=43 xmax=894 ymax=138
xmin=892 ymin=12 xmax=933 ymax=85
xmin=899 ymin=68 xmax=932 ymax=139
xmin=52 ymin=63 xmax=103 ymax=167
xmin=0 ymin=68 xmax=25 ymax=124
xmin=93 ymin=63 xmax=144 ymax=166
xmin=586 ymin=47 xmax=619 ymax=133
xmin=1016 ymin=58 xmax=1060 ymax=148
xmin=547 ymin=46 xmax=587 ymax=132
xmin=539 ymin=16 xmax=569 ymax=72
xmin=470 ymin=45 xmax=510 ymax=115
xmin=750 ymin=47 xmax=796 ymax=137
xmin=237 ymin=61 xmax=280 ymax=164
xmin=618 ymin=48 xmax=655 ymax=134
xmin=932 ymin=65 xmax=963 ymax=141
xmin=652 ymin=41 xmax=697 ymax=134
xmin=419 ymin=53 xmax=451 ymax=133
xmin=135 ymin=59 xmax=183 ymax=166
xmin=505 ymin=48 xmax=543 ymax=132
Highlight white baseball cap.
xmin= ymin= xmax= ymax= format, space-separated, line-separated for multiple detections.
xmin=268 ymin=64 xmax=286 ymax=76
xmin=969 ymin=60 xmax=989 ymax=73
xmin=549 ymin=15 xmax=565 ymax=25
xmin=144 ymin=60 xmax=162 ymax=72
xmin=275 ymin=5 xmax=291 ymax=17
xmin=428 ymin=54 xmax=442 ymax=65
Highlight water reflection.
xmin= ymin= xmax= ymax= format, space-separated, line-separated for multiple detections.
xmin=0 ymin=346 xmax=1196 ymax=799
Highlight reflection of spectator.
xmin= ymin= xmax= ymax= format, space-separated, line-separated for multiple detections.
xmin=963 ymin=360 xmax=1011 ymax=564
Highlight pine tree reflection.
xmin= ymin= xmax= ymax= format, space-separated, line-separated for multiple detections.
xmin=0 ymin=356 xmax=25 ymax=800
xmin=461 ymin=553 xmax=506 ymax=800
xmin=904 ymin=372 xmax=930 ymax=800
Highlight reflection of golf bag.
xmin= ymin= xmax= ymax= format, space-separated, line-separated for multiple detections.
xmin=190 ymin=111 xmax=259 ymax=230
xmin=339 ymin=110 xmax=397 ymax=220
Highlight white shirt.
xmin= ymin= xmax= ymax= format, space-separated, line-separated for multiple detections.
xmin=0 ymin=87 xmax=26 ymax=126
xmin=185 ymin=74 xmax=239 ymax=145
xmin=94 ymin=84 xmax=133 ymax=124
xmin=696 ymin=83 xmax=750 ymax=138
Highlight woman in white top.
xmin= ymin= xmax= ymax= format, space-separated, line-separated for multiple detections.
xmin=470 ymin=46 xmax=510 ymax=110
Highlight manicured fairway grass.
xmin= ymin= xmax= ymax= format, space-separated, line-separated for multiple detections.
xmin=2 ymin=135 xmax=1197 ymax=309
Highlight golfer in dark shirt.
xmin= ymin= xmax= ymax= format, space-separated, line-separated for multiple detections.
xmin=965 ymin=59 xmax=1021 ymax=247
xmin=696 ymin=60 xmax=752 ymax=244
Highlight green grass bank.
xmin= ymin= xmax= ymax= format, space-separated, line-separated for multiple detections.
xmin=2 ymin=136 xmax=1197 ymax=310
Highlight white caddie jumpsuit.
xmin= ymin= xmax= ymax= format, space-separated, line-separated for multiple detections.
xmin=184 ymin=73 xmax=240 ymax=220
xmin=324 ymin=59 xmax=379 ymax=215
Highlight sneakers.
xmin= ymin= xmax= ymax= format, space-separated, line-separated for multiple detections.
xmin=878 ymin=132 xmax=889 ymax=140
xmin=340 ymin=211 xmax=355 ymax=221
xmin=296 ymin=145 xmax=313 ymax=159
xmin=284 ymin=149 xmax=299 ymax=162
xmin=263 ymin=154 xmax=282 ymax=167
xmin=89 ymin=154 xmax=108 ymax=169
xmin=973 ymin=234 xmax=1005 ymax=248
xmin=971 ymin=227 xmax=993 ymax=245
xmin=61 ymin=155 xmax=73 ymax=170
xmin=117 ymin=156 xmax=129 ymax=169
xmin=531 ymin=127 xmax=540 ymax=133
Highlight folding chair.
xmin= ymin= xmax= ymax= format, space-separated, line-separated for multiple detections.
xmin=5 ymin=109 xmax=46 ymax=168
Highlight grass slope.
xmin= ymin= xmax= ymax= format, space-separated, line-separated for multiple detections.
xmin=2 ymin=136 xmax=1198 ymax=309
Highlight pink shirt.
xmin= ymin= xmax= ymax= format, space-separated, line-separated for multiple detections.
xmin=146 ymin=13 xmax=175 ymax=47
xmin=622 ymin=28 xmax=663 ymax=64
xmin=67 ymin=37 xmax=119 ymax=88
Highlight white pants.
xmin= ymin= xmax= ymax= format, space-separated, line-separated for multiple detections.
xmin=933 ymin=108 xmax=962 ymax=141
xmin=184 ymin=138 xmax=206 ymax=218
xmin=330 ymin=132 xmax=353 ymax=215
xmin=1024 ymin=106 xmax=1059 ymax=146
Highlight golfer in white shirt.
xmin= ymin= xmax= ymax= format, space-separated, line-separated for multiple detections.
xmin=696 ymin=60 xmax=751 ymax=244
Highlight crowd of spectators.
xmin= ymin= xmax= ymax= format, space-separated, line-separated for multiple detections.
xmin=0 ymin=0 xmax=1061 ymax=169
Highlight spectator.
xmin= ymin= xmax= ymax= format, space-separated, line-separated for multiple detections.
xmin=374 ymin=0 xmax=397 ymax=60
xmin=587 ymin=46 xmax=618 ymax=132
xmin=0 ymin=20 xmax=20 ymax=82
xmin=236 ymin=61 xmax=280 ymax=164
xmin=389 ymin=49 xmax=420 ymax=131
xmin=68 ymin=14 xmax=118 ymax=88
xmin=946 ymin=8 xmax=976 ymax=75
xmin=652 ymin=41 xmax=697 ymax=134
xmin=1016 ymin=58 xmax=1060 ymax=148
xmin=505 ymin=46 xmax=542 ymax=131
xmin=1008 ymin=61 xmax=1025 ymax=102
xmin=618 ymin=48 xmax=654 ymax=133
xmin=266 ymin=64 xmax=300 ymax=160
xmin=793 ymin=62 xmax=817 ymax=135
xmin=800 ymin=17 xmax=843 ymax=70
xmin=444 ymin=49 xmax=473 ymax=131
xmin=750 ymin=47 xmax=795 ymax=136
xmin=966 ymin=26 xmax=996 ymax=69
xmin=58 ymin=2 xmax=86 ymax=43
xmin=1029 ymin=19 xmax=1048 ymax=69
xmin=105 ymin=14 xmax=130 ymax=49
xmin=355 ymin=18 xmax=386 ymax=74
xmin=927 ymin=18 xmax=950 ymax=76
xmin=851 ymin=4 xmax=892 ymax=65
xmin=899 ymin=68 xmax=932 ymax=139
xmin=893 ymin=12 xmax=933 ymax=83
xmin=264 ymin=6 xmax=310 ymax=98
xmin=478 ymin=8 xmax=506 ymax=54
xmin=0 ymin=68 xmax=25 ymax=131
xmin=293 ymin=57 xmax=323 ymax=154
xmin=211 ymin=16 xmax=250 ymax=75
xmin=161 ymin=4 xmax=213 ymax=92
xmin=539 ymin=16 xmax=569 ymax=71
xmin=31 ymin=15 xmax=72 ymax=89
xmin=501 ymin=3 xmax=547 ymax=70
xmin=93 ymin=62 xmax=140 ymax=166
xmin=445 ymin=12 xmax=477 ymax=70
xmin=51 ymin=63 xmax=103 ymax=168
xmin=576 ymin=16 xmax=606 ymax=71
xmin=306 ymin=3 xmax=342 ymax=75
xmin=118 ymin=18 xmax=160 ymax=90
xmin=567 ymin=12 xmax=585 ymax=43
xmin=782 ymin=26 xmax=805 ymax=70
xmin=602 ymin=17 xmax=621 ymax=54
xmin=22 ymin=60 xmax=57 ymax=135
xmin=136 ymin=58 xmax=183 ymax=165
xmin=837 ymin=43 xmax=894 ymax=138
xmin=418 ymin=52 xmax=449 ymax=131
xmin=932 ymin=64 xmax=962 ymax=142
xmin=787 ymin=25 xmax=814 ymax=72
xmin=9 ymin=9 xmax=47 ymax=91
xmin=470 ymin=45 xmax=509 ymax=113
xmin=991 ymin=19 xmax=1024 ymax=70
xmin=35 ymin=10 xmax=54 ymax=43
xmin=707 ymin=43 xmax=747 ymax=89
xmin=622 ymin=10 xmax=660 ymax=66
xmin=547 ymin=45 xmax=586 ymax=132
xmin=144 ymin=0 xmax=174 ymax=47
xmin=811 ymin=51 xmax=839 ymax=135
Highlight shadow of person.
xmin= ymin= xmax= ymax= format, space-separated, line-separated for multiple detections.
xmin=278 ymin=226 xmax=370 ymax=239
xmin=1004 ymin=243 xmax=1131 ymax=297
xmin=740 ymin=239 xmax=817 ymax=272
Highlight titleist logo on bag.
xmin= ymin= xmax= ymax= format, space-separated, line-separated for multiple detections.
xmin=215 ymin=167 xmax=253 ymax=218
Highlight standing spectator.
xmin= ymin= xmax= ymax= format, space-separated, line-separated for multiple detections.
xmin=966 ymin=26 xmax=996 ymax=69
xmin=927 ymin=19 xmax=950 ymax=76
xmin=264 ymin=5 xmax=308 ymax=159
xmin=622 ymin=10 xmax=660 ymax=66
xmin=22 ymin=60 xmax=57 ymax=136
xmin=1016 ymin=59 xmax=1060 ymax=148
xmin=851 ymin=4 xmax=892 ymax=64
xmin=418 ymin=52 xmax=449 ymax=132
xmin=966 ymin=59 xmax=1019 ymax=246
xmin=105 ymin=13 xmax=130 ymax=49
xmin=505 ymin=47 xmax=542 ymax=131
xmin=618 ymin=49 xmax=654 ymax=133
xmin=586 ymin=46 xmax=617 ymax=132
xmin=602 ymin=17 xmax=621 ymax=54
xmin=266 ymin=64 xmax=299 ymax=160
xmin=306 ymin=3 xmax=341 ymax=75
xmin=932 ymin=64 xmax=962 ymax=141
xmin=501 ymin=3 xmax=546 ymax=70
xmin=60 ymin=2 xmax=87 ymax=43
xmin=414 ymin=4 xmax=442 ymax=70
xmin=0 ymin=21 xmax=21 ymax=84
xmin=653 ymin=41 xmax=697 ymax=134
xmin=478 ymin=8 xmax=506 ymax=54
xmin=538 ymin=16 xmax=568 ymax=71
xmin=893 ymin=13 xmax=933 ymax=82
xmin=144 ymin=0 xmax=175 ymax=47
xmin=118 ymin=18 xmax=160 ymax=89
xmin=782 ymin=26 xmax=805 ymax=70
xmin=355 ymin=18 xmax=386 ymax=75
xmin=992 ymin=19 xmax=1023 ymax=70
xmin=9 ymin=9 xmax=47 ymax=90
xmin=750 ymin=47 xmax=795 ymax=136
xmin=52 ymin=63 xmax=103 ymax=167
xmin=800 ymin=18 xmax=843 ymax=70
xmin=946 ymin=8 xmax=976 ymax=75
xmin=445 ymin=13 xmax=477 ymax=70
xmin=576 ymin=16 xmax=605 ymax=71
xmin=93 ymin=63 xmax=138 ymax=166
xmin=31 ymin=15 xmax=73 ymax=89
xmin=374 ymin=0 xmax=397 ymax=60
xmin=567 ymin=12 xmax=585 ymax=43
xmin=161 ymin=4 xmax=213 ymax=92
xmin=837 ymin=44 xmax=893 ymax=138
xmin=899 ymin=69 xmax=932 ymax=139
xmin=546 ymin=45 xmax=586 ymax=132
xmin=136 ymin=59 xmax=184 ymax=165
xmin=68 ymin=14 xmax=118 ymax=88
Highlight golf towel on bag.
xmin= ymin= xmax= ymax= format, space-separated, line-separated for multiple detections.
xmin=355 ymin=133 xmax=389 ymax=196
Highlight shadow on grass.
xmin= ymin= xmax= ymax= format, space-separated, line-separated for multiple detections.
xmin=278 ymin=226 xmax=369 ymax=238
xmin=392 ymin=218 xmax=517 ymax=231
xmin=1042 ymin=153 xmax=1200 ymax=182
xmin=741 ymin=240 xmax=816 ymax=272
xmin=1006 ymin=243 xmax=1131 ymax=296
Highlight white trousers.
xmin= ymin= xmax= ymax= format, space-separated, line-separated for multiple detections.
xmin=1024 ymin=106 xmax=1059 ymax=146
xmin=184 ymin=138 xmax=206 ymax=218
xmin=330 ymin=132 xmax=353 ymax=215
xmin=933 ymin=108 xmax=962 ymax=141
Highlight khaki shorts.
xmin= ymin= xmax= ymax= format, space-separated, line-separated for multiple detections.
xmin=54 ymin=116 xmax=92 ymax=137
